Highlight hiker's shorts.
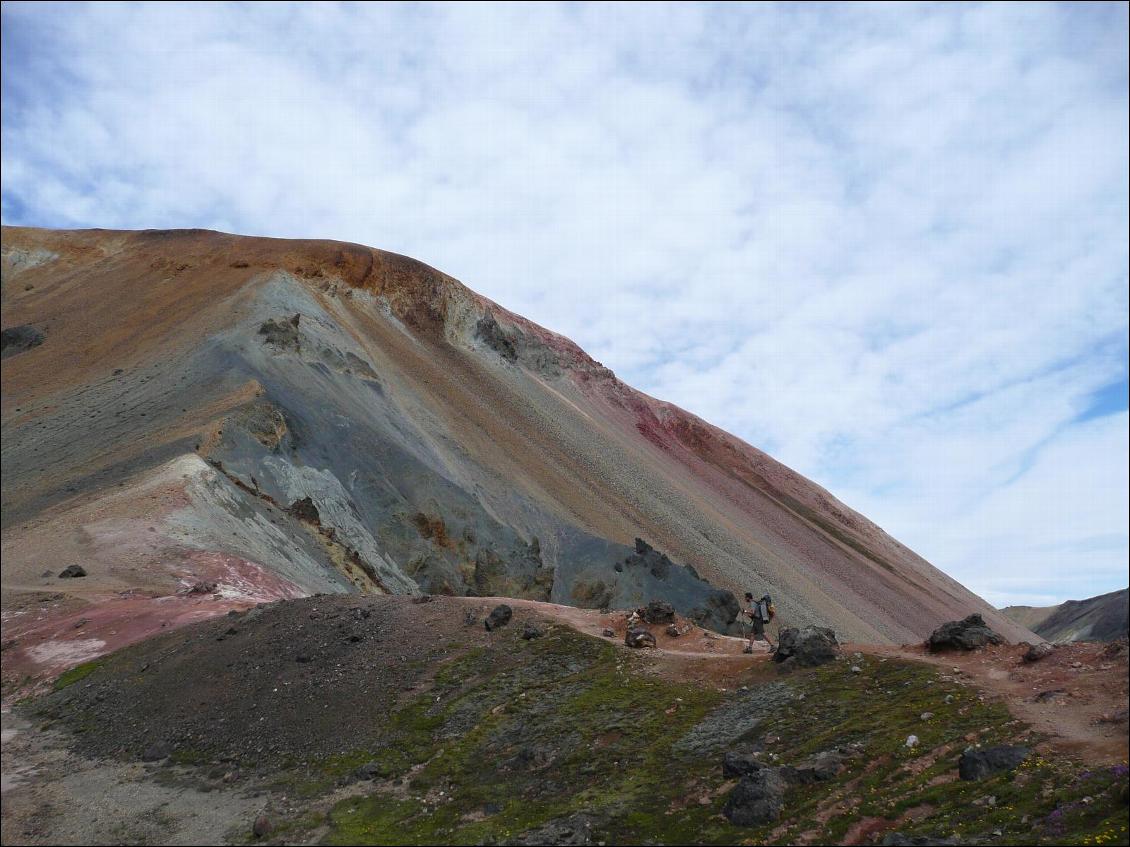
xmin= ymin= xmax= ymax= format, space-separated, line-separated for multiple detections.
xmin=751 ymin=618 xmax=765 ymax=637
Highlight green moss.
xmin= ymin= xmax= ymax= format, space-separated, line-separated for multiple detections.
xmin=168 ymin=747 xmax=209 ymax=766
xmin=52 ymin=658 xmax=107 ymax=691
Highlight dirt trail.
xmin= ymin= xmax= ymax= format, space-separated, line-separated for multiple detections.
xmin=462 ymin=597 xmax=1130 ymax=765
xmin=858 ymin=640 xmax=1129 ymax=765
xmin=468 ymin=595 xmax=771 ymax=657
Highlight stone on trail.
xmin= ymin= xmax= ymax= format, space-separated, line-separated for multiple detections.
xmin=723 ymin=768 xmax=787 ymax=825
xmin=642 ymin=600 xmax=676 ymax=624
xmin=926 ymin=614 xmax=1003 ymax=652
xmin=958 ymin=745 xmax=1029 ymax=780
xmin=773 ymin=626 xmax=839 ymax=669
xmin=58 ymin=565 xmax=87 ymax=578
xmin=484 ymin=604 xmax=513 ymax=631
xmin=666 ymin=623 xmax=681 ymax=637
xmin=1023 ymin=641 xmax=1055 ymax=662
xmin=624 ymin=626 xmax=656 ymax=649
xmin=602 ymin=628 xmax=615 ymax=638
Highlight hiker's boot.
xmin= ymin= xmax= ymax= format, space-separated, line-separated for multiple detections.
xmin=743 ymin=645 xmax=753 ymax=654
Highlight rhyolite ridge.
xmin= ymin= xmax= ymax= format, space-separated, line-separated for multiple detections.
xmin=1 ymin=226 xmax=1035 ymax=684
xmin=1001 ymin=588 xmax=1129 ymax=644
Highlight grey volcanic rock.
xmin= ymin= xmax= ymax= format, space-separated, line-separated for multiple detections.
xmin=485 ymin=604 xmax=513 ymax=631
xmin=722 ymin=751 xmax=765 ymax=778
xmin=881 ymin=835 xmax=960 ymax=846
xmin=257 ymin=314 xmax=301 ymax=350
xmin=1023 ymin=641 xmax=1055 ymax=662
xmin=1 ymin=324 xmax=45 ymax=358
xmin=625 ymin=626 xmax=656 ymax=648
xmin=642 ymin=599 xmax=675 ymax=624
xmin=958 ymin=745 xmax=1029 ymax=780
xmin=723 ymin=768 xmax=787 ymax=825
xmin=521 ymin=622 xmax=545 ymax=640
xmin=774 ymin=626 xmax=839 ymax=668
xmin=927 ymin=614 xmax=1003 ymax=652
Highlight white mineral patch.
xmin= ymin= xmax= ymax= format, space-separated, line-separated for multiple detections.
xmin=26 ymin=638 xmax=107 ymax=667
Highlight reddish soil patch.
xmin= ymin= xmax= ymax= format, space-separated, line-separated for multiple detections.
xmin=1 ymin=555 xmax=305 ymax=695
xmin=858 ymin=640 xmax=1130 ymax=765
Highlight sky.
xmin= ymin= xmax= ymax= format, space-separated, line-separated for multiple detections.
xmin=2 ymin=1 xmax=1127 ymax=608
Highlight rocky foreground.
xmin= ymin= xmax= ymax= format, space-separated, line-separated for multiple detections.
xmin=2 ymin=596 xmax=1127 ymax=846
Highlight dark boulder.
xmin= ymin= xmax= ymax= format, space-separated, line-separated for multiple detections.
xmin=958 ymin=745 xmax=1029 ymax=780
xmin=508 ymin=812 xmax=599 ymax=845
xmin=252 ymin=814 xmax=272 ymax=838
xmin=351 ymin=761 xmax=391 ymax=781
xmin=58 ymin=565 xmax=87 ymax=579
xmin=642 ymin=600 xmax=676 ymax=624
xmin=624 ymin=626 xmax=656 ymax=649
xmin=773 ymin=626 xmax=839 ymax=668
xmin=881 ymin=834 xmax=960 ymax=846
xmin=522 ymin=622 xmax=545 ymax=640
xmin=723 ymin=768 xmax=787 ymax=825
xmin=1023 ymin=641 xmax=1055 ymax=662
xmin=722 ymin=751 xmax=765 ymax=778
xmin=926 ymin=614 xmax=1003 ymax=652
xmin=1 ymin=324 xmax=45 ymax=359
xmin=783 ymin=748 xmax=850 ymax=783
xmin=484 ymin=604 xmax=513 ymax=631
xmin=666 ymin=624 xmax=681 ymax=637
xmin=140 ymin=742 xmax=172 ymax=762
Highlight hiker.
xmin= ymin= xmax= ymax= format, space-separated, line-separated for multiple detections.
xmin=742 ymin=592 xmax=776 ymax=654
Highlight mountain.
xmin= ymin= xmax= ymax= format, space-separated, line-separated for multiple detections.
xmin=1001 ymin=588 xmax=1129 ymax=643
xmin=1 ymin=226 xmax=1033 ymax=685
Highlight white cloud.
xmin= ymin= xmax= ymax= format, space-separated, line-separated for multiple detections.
xmin=2 ymin=1 xmax=1126 ymax=606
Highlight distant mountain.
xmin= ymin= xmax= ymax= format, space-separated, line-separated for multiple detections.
xmin=1001 ymin=588 xmax=1129 ymax=643
xmin=1 ymin=227 xmax=1035 ymax=688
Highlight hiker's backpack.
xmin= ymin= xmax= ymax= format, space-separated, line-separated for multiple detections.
xmin=756 ymin=598 xmax=775 ymax=622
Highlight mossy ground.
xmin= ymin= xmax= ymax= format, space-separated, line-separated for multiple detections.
xmin=51 ymin=658 xmax=106 ymax=691
xmin=256 ymin=630 xmax=1128 ymax=846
